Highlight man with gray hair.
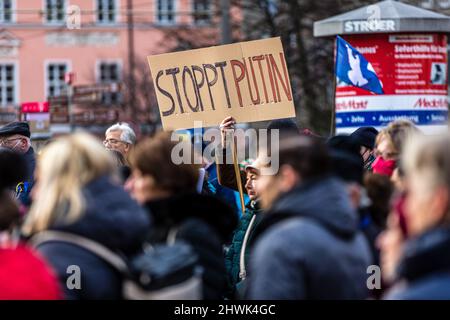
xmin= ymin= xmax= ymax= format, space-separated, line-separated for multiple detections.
xmin=104 ymin=122 xmax=136 ymax=160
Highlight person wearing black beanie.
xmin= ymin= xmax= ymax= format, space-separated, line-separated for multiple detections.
xmin=327 ymin=135 xmax=380 ymax=277
xmin=350 ymin=127 xmax=379 ymax=171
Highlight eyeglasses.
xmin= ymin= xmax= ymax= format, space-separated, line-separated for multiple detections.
xmin=103 ymin=138 xmax=128 ymax=146
xmin=0 ymin=137 xmax=22 ymax=146
xmin=374 ymin=148 xmax=398 ymax=161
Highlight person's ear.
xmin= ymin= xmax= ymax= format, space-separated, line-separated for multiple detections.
xmin=278 ymin=164 xmax=300 ymax=193
xmin=124 ymin=175 xmax=135 ymax=193
xmin=430 ymin=186 xmax=450 ymax=226
xmin=20 ymin=138 xmax=28 ymax=149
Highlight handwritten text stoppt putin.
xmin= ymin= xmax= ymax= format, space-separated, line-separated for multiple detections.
xmin=147 ymin=37 xmax=296 ymax=130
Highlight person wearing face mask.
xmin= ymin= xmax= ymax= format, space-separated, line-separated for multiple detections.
xmin=372 ymin=120 xmax=420 ymax=180
xmin=0 ymin=122 xmax=35 ymax=206
xmin=382 ymin=134 xmax=450 ymax=299
xmin=350 ymin=126 xmax=378 ymax=171
xmin=372 ymin=130 xmax=398 ymax=177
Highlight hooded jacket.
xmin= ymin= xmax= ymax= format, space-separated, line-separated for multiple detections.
xmin=32 ymin=176 xmax=151 ymax=300
xmin=224 ymin=200 xmax=262 ymax=299
xmin=246 ymin=176 xmax=372 ymax=300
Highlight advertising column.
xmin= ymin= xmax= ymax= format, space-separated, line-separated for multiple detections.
xmin=336 ymin=33 xmax=448 ymax=134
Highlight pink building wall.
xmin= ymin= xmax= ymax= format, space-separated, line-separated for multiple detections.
xmin=0 ymin=0 xmax=230 ymax=131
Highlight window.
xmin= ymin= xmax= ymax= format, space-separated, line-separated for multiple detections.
xmin=0 ymin=64 xmax=15 ymax=106
xmin=0 ymin=0 xmax=12 ymax=23
xmin=45 ymin=0 xmax=65 ymax=24
xmin=97 ymin=0 xmax=116 ymax=24
xmin=47 ymin=63 xmax=67 ymax=97
xmin=193 ymin=0 xmax=211 ymax=25
xmin=99 ymin=62 xmax=121 ymax=105
xmin=157 ymin=0 xmax=175 ymax=24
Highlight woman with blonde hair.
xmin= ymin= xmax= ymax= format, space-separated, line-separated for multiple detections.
xmin=372 ymin=119 xmax=420 ymax=178
xmin=23 ymin=133 xmax=150 ymax=299
xmin=381 ymin=134 xmax=450 ymax=299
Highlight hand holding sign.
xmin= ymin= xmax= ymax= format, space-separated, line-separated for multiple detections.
xmin=219 ymin=116 xmax=236 ymax=147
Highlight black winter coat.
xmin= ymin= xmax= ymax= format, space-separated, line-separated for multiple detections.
xmin=144 ymin=193 xmax=237 ymax=300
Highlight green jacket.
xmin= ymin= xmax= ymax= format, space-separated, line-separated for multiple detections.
xmin=224 ymin=201 xmax=262 ymax=299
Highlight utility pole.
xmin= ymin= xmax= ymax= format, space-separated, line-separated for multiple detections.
xmin=127 ymin=0 xmax=136 ymax=117
xmin=221 ymin=0 xmax=231 ymax=44
xmin=68 ymin=84 xmax=74 ymax=133
xmin=64 ymin=72 xmax=76 ymax=133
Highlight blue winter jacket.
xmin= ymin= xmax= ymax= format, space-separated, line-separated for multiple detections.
xmin=32 ymin=176 xmax=151 ymax=299
xmin=246 ymin=176 xmax=373 ymax=300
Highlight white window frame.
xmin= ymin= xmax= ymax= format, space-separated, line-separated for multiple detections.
xmin=95 ymin=0 xmax=119 ymax=25
xmin=192 ymin=0 xmax=211 ymax=25
xmin=96 ymin=59 xmax=122 ymax=105
xmin=0 ymin=0 xmax=16 ymax=24
xmin=156 ymin=0 xmax=176 ymax=25
xmin=43 ymin=0 xmax=67 ymax=25
xmin=44 ymin=60 xmax=71 ymax=98
xmin=0 ymin=60 xmax=18 ymax=107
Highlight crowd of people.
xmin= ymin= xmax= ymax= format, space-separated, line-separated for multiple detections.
xmin=0 ymin=116 xmax=449 ymax=300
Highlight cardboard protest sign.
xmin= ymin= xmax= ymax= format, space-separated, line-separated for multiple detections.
xmin=147 ymin=37 xmax=296 ymax=130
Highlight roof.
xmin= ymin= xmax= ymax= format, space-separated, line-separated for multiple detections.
xmin=314 ymin=0 xmax=450 ymax=37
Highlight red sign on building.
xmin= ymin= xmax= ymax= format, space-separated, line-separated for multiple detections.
xmin=335 ymin=33 xmax=448 ymax=134
xmin=21 ymin=101 xmax=50 ymax=113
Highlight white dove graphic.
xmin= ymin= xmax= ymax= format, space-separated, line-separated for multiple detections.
xmin=346 ymin=44 xmax=368 ymax=87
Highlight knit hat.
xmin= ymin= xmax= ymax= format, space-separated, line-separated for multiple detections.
xmin=0 ymin=122 xmax=31 ymax=138
xmin=350 ymin=127 xmax=379 ymax=149
xmin=328 ymin=135 xmax=364 ymax=185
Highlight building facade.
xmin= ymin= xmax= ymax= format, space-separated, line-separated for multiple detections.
xmin=0 ymin=0 xmax=225 ymax=137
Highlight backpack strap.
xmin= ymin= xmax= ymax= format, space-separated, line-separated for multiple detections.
xmin=166 ymin=227 xmax=180 ymax=246
xmin=239 ymin=214 xmax=257 ymax=280
xmin=30 ymin=231 xmax=129 ymax=274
